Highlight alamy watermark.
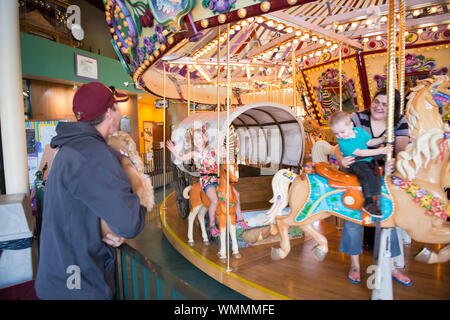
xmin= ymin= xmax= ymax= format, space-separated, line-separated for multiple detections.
xmin=66 ymin=265 xmax=81 ymax=290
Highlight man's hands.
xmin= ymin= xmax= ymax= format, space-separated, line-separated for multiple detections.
xmin=102 ymin=232 xmax=125 ymax=248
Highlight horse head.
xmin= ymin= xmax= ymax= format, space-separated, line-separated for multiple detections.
xmin=220 ymin=163 xmax=239 ymax=184
xmin=406 ymin=75 xmax=450 ymax=139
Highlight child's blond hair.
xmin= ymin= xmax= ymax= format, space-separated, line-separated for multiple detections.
xmin=328 ymin=111 xmax=351 ymax=129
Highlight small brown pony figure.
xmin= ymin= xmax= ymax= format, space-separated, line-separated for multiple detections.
xmin=183 ymin=163 xmax=241 ymax=262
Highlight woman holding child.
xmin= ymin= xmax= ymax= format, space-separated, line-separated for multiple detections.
xmin=333 ymin=88 xmax=412 ymax=286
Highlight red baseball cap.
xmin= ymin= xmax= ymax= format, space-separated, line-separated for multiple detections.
xmin=73 ymin=82 xmax=129 ymax=122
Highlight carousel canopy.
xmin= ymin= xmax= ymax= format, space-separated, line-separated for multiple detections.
xmin=104 ymin=0 xmax=450 ymax=106
xmin=171 ymin=103 xmax=305 ymax=175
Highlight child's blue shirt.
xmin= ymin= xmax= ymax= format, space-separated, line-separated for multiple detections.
xmin=337 ymin=127 xmax=373 ymax=163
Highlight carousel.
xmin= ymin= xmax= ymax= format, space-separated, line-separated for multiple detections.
xmin=103 ymin=0 xmax=450 ymax=299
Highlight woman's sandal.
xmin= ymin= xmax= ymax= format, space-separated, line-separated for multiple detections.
xmin=236 ymin=219 xmax=249 ymax=229
xmin=348 ymin=269 xmax=361 ymax=284
xmin=208 ymin=225 xmax=220 ymax=237
xmin=392 ymin=271 xmax=412 ymax=287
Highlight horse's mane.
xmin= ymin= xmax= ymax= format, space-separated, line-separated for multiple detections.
xmin=312 ymin=140 xmax=333 ymax=163
xmin=406 ymin=75 xmax=449 ymax=131
xmin=396 ymin=128 xmax=449 ymax=181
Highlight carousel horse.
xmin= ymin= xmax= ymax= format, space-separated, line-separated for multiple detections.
xmin=303 ymin=118 xmax=323 ymax=162
xmin=405 ymin=75 xmax=449 ymax=139
xmin=100 ymin=131 xmax=155 ymax=237
xmin=183 ymin=163 xmax=241 ymax=262
xmin=265 ymin=77 xmax=450 ymax=264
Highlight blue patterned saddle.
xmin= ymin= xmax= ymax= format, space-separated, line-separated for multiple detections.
xmin=294 ymin=174 xmax=394 ymax=225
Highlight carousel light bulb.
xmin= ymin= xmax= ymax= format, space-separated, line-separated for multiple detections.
xmin=260 ymin=1 xmax=271 ymax=12
xmin=381 ymin=16 xmax=387 ymax=22
xmin=256 ymin=17 xmax=264 ymax=24
xmin=431 ymin=6 xmax=437 ymax=13
xmin=201 ymin=19 xmax=209 ymax=28
xmin=432 ymin=26 xmax=438 ymax=32
xmin=413 ymin=9 xmax=421 ymax=16
xmin=267 ymin=20 xmax=274 ymax=27
xmin=286 ymin=27 xmax=293 ymax=33
xmin=218 ymin=14 xmax=227 ymax=24
xmin=248 ymin=17 xmax=254 ymax=23
xmin=376 ymin=35 xmax=381 ymax=40
xmin=295 ymin=30 xmax=302 ymax=36
xmin=241 ymin=20 xmax=247 ymax=27
xmin=230 ymin=29 xmax=235 ymax=35
xmin=363 ymin=37 xmax=369 ymax=43
xmin=326 ymin=41 xmax=332 ymax=46
xmin=286 ymin=42 xmax=292 ymax=47
xmin=235 ymin=25 xmax=241 ymax=31
xmin=366 ymin=19 xmax=372 ymax=25
xmin=237 ymin=8 xmax=247 ymax=19
xmin=351 ymin=22 xmax=358 ymax=28
xmin=300 ymin=36 xmax=305 ymax=41
xmin=337 ymin=25 xmax=344 ymax=31
xmin=319 ymin=38 xmax=325 ymax=44
xmin=287 ymin=0 xmax=298 ymax=5
xmin=418 ymin=28 xmax=423 ymax=34
xmin=304 ymin=33 xmax=310 ymax=39
xmin=277 ymin=24 xmax=284 ymax=30
xmin=312 ymin=36 xmax=318 ymax=42
xmin=279 ymin=45 xmax=285 ymax=50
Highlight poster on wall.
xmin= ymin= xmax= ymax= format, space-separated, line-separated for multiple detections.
xmin=143 ymin=121 xmax=153 ymax=154
xmin=120 ymin=116 xmax=131 ymax=133
xmin=25 ymin=121 xmax=59 ymax=189
xmin=75 ymin=53 xmax=99 ymax=81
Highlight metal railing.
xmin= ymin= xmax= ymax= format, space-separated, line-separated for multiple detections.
xmin=140 ymin=149 xmax=175 ymax=189
xmin=114 ymin=243 xmax=211 ymax=300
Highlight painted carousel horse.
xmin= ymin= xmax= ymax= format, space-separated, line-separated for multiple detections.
xmin=100 ymin=131 xmax=155 ymax=237
xmin=265 ymin=78 xmax=450 ymax=264
xmin=405 ymin=75 xmax=449 ymax=139
xmin=183 ymin=163 xmax=241 ymax=262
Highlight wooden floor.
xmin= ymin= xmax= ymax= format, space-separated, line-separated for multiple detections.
xmin=161 ymin=192 xmax=450 ymax=300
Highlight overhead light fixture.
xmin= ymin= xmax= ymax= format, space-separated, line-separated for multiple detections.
xmin=278 ymin=66 xmax=285 ymax=78
xmin=194 ymin=65 xmax=212 ymax=82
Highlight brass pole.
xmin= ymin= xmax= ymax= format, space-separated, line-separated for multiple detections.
xmin=187 ymin=69 xmax=190 ymax=116
xmin=398 ymin=0 xmax=406 ymax=114
xmin=163 ymin=64 xmax=166 ymax=209
xmin=217 ymin=26 xmax=221 ymax=177
xmin=292 ymin=46 xmax=297 ymax=110
xmin=225 ymin=23 xmax=231 ymax=272
xmin=339 ymin=44 xmax=342 ymax=111
xmin=386 ymin=0 xmax=396 ymax=167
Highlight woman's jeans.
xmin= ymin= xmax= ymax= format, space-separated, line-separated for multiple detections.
xmin=340 ymin=220 xmax=401 ymax=256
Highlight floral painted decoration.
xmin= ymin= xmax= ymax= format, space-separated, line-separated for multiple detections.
xmin=202 ymin=0 xmax=236 ymax=14
xmin=283 ymin=170 xmax=295 ymax=181
xmin=216 ymin=190 xmax=237 ymax=208
xmin=391 ymin=176 xmax=448 ymax=221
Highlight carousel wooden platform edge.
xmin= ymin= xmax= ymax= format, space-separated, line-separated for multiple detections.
xmin=159 ymin=191 xmax=291 ymax=300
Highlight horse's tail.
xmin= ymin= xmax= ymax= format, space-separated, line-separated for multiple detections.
xmin=182 ymin=186 xmax=192 ymax=199
xmin=264 ymin=169 xmax=296 ymax=224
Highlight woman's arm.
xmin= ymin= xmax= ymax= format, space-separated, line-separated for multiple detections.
xmin=352 ymin=145 xmax=393 ymax=157
xmin=166 ymin=140 xmax=194 ymax=161
xmin=366 ymin=135 xmax=385 ymax=147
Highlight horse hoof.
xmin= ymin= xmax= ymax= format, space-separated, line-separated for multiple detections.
xmin=312 ymin=246 xmax=327 ymax=262
xmin=203 ymin=240 xmax=210 ymax=246
xmin=271 ymin=246 xmax=282 ymax=260
xmin=414 ymin=247 xmax=431 ymax=264
xmin=218 ymin=256 xmax=227 ymax=263
xmin=187 ymin=240 xmax=194 ymax=247
xmin=233 ymin=252 xmax=242 ymax=259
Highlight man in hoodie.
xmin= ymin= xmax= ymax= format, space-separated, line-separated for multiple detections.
xmin=35 ymin=82 xmax=147 ymax=299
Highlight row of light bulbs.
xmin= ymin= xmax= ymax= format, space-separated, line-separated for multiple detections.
xmin=333 ymin=4 xmax=446 ymax=32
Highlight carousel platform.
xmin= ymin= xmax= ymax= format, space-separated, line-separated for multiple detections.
xmin=155 ymin=181 xmax=450 ymax=300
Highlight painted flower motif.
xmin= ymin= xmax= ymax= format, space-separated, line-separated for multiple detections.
xmin=136 ymin=47 xmax=145 ymax=62
xmin=155 ymin=24 xmax=166 ymax=43
xmin=416 ymin=188 xmax=428 ymax=198
xmin=143 ymin=37 xmax=154 ymax=53
xmin=406 ymin=184 xmax=419 ymax=196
